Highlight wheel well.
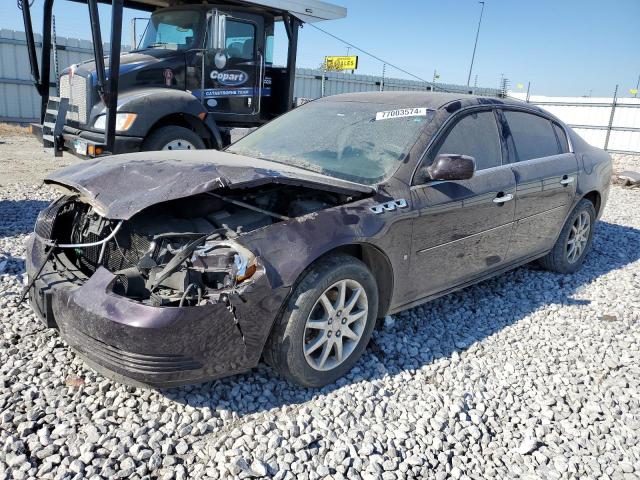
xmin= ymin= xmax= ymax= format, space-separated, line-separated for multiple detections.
xmin=145 ymin=113 xmax=214 ymax=148
xmin=319 ymin=244 xmax=394 ymax=318
xmin=583 ymin=190 xmax=601 ymax=215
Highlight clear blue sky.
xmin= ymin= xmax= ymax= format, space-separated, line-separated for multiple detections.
xmin=2 ymin=0 xmax=638 ymax=97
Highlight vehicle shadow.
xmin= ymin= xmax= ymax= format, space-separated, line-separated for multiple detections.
xmin=163 ymin=220 xmax=640 ymax=417
xmin=0 ymin=199 xmax=50 ymax=239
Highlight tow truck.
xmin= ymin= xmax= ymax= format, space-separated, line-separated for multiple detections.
xmin=20 ymin=0 xmax=346 ymax=157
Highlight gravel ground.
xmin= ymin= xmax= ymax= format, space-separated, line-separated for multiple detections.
xmin=0 ymin=129 xmax=80 ymax=187
xmin=611 ymin=154 xmax=640 ymax=175
xmin=0 ymin=135 xmax=639 ymax=479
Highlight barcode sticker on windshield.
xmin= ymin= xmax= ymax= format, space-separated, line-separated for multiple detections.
xmin=375 ymin=108 xmax=428 ymax=121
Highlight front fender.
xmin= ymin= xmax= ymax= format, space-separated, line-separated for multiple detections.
xmin=112 ymin=89 xmax=222 ymax=147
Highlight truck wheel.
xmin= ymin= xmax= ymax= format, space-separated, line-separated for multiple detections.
xmin=264 ymin=254 xmax=378 ymax=387
xmin=142 ymin=126 xmax=206 ymax=151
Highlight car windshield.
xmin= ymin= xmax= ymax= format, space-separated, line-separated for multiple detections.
xmin=227 ymin=100 xmax=435 ymax=185
xmin=139 ymin=10 xmax=201 ymax=51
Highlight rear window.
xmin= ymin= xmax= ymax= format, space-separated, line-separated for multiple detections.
xmin=504 ymin=111 xmax=560 ymax=161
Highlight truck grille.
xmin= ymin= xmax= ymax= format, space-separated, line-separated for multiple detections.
xmin=60 ymin=73 xmax=89 ymax=125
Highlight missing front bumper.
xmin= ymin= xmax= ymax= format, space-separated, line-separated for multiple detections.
xmin=26 ymin=235 xmax=288 ymax=387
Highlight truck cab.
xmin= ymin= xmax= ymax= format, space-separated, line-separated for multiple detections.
xmin=21 ymin=0 xmax=346 ymax=157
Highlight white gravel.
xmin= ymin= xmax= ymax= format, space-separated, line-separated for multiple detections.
xmin=1 ymin=179 xmax=639 ymax=479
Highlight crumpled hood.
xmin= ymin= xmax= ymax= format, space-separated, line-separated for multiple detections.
xmin=45 ymin=150 xmax=375 ymax=220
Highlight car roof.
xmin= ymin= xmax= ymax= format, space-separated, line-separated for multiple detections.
xmin=314 ymin=91 xmax=534 ymax=112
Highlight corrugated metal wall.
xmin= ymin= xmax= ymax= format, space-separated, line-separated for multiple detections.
xmin=0 ymin=29 xmax=104 ymax=123
xmin=293 ymin=68 xmax=501 ymax=100
xmin=5 ymin=30 xmax=637 ymax=153
xmin=510 ymin=92 xmax=640 ymax=154
xmin=1 ymin=29 xmax=500 ymax=125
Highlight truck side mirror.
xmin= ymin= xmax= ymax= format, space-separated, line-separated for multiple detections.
xmin=208 ymin=11 xmax=227 ymax=50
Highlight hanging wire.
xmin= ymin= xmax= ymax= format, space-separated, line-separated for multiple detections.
xmin=306 ymin=23 xmax=451 ymax=93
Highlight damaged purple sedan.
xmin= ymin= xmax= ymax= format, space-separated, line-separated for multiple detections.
xmin=26 ymin=92 xmax=611 ymax=387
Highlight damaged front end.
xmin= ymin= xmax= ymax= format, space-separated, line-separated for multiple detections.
xmin=35 ymin=195 xmax=261 ymax=309
xmin=34 ymin=180 xmax=354 ymax=305
xmin=26 ymin=181 xmax=360 ymax=386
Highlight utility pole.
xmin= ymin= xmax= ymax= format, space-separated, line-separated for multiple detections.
xmin=635 ymin=74 xmax=639 ymax=98
xmin=467 ymin=1 xmax=485 ymax=86
xmin=499 ymin=75 xmax=510 ymax=97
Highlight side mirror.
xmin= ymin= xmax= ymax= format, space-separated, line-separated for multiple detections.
xmin=424 ymin=154 xmax=476 ymax=181
xmin=208 ymin=11 xmax=226 ymax=50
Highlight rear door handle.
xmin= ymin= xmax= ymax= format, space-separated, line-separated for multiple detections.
xmin=493 ymin=193 xmax=514 ymax=204
xmin=560 ymin=176 xmax=575 ymax=185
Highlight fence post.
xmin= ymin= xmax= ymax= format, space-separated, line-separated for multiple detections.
xmin=321 ymin=66 xmax=326 ymax=97
xmin=380 ymin=63 xmax=386 ymax=92
xmin=604 ymin=84 xmax=618 ymax=151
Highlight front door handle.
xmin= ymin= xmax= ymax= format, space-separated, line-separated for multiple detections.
xmin=560 ymin=176 xmax=575 ymax=186
xmin=493 ymin=193 xmax=514 ymax=204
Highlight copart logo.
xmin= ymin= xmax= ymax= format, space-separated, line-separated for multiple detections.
xmin=210 ymin=70 xmax=248 ymax=86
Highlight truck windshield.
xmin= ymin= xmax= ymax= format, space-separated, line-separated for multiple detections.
xmin=139 ymin=10 xmax=201 ymax=50
xmin=227 ymin=100 xmax=434 ymax=185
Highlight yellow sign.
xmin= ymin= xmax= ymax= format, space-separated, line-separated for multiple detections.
xmin=631 ymin=88 xmax=638 ymax=95
xmin=325 ymin=56 xmax=359 ymax=71
xmin=516 ymin=83 xmax=525 ymax=89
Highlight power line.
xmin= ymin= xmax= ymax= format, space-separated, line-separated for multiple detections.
xmin=305 ymin=22 xmax=451 ymax=93
xmin=467 ymin=1 xmax=485 ymax=86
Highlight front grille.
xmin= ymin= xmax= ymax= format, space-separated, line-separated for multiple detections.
xmin=34 ymin=196 xmax=73 ymax=239
xmin=60 ymin=74 xmax=89 ymax=124
xmin=73 ymin=222 xmax=152 ymax=275
xmin=75 ymin=330 xmax=203 ymax=374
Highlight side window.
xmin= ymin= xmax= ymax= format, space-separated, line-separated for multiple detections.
xmin=553 ymin=123 xmax=570 ymax=153
xmin=265 ymin=34 xmax=274 ymax=65
xmin=504 ymin=111 xmax=561 ymax=161
xmin=225 ymin=20 xmax=255 ymax=60
xmin=434 ymin=111 xmax=502 ymax=170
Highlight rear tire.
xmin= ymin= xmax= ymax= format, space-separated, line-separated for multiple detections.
xmin=538 ymin=198 xmax=596 ymax=274
xmin=141 ymin=126 xmax=206 ymax=152
xmin=264 ymin=254 xmax=378 ymax=387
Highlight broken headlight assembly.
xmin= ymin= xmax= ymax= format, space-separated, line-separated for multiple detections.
xmin=113 ymin=232 xmax=259 ymax=307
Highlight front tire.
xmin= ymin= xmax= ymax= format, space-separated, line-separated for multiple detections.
xmin=539 ymin=198 xmax=596 ymax=274
xmin=141 ymin=126 xmax=206 ymax=152
xmin=264 ymin=254 xmax=379 ymax=387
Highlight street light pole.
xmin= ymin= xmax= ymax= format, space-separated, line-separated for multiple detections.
xmin=466 ymin=1 xmax=485 ymax=87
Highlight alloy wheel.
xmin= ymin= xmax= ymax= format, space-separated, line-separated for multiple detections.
xmin=566 ymin=211 xmax=591 ymax=264
xmin=303 ymin=279 xmax=368 ymax=371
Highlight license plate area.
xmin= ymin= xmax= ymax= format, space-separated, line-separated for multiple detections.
xmin=73 ymin=139 xmax=88 ymax=156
